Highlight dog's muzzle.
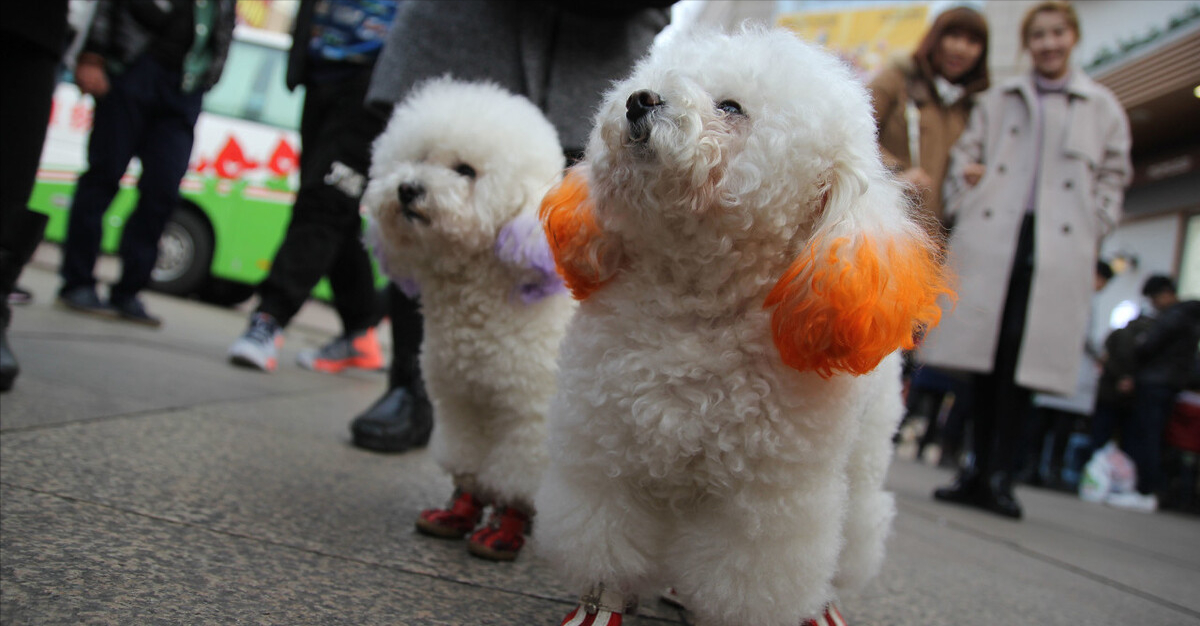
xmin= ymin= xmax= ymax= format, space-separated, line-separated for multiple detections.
xmin=397 ymin=182 xmax=430 ymax=225
xmin=626 ymin=89 xmax=663 ymax=143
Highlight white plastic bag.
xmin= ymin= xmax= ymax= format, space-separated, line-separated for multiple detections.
xmin=1079 ymin=441 xmax=1137 ymax=503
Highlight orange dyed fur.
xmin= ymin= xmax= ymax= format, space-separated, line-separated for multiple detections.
xmin=765 ymin=235 xmax=953 ymax=377
xmin=538 ymin=169 xmax=615 ymax=300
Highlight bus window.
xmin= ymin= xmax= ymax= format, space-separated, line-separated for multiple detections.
xmin=202 ymin=40 xmax=304 ymax=130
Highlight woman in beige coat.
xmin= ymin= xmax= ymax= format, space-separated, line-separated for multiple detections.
xmin=868 ymin=5 xmax=989 ymax=230
xmin=921 ymin=1 xmax=1131 ymax=519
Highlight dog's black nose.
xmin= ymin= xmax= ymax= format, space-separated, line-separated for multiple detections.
xmin=626 ymin=89 xmax=664 ymax=123
xmin=397 ymin=182 xmax=424 ymax=205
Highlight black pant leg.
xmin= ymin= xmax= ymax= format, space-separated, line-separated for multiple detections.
xmin=988 ymin=214 xmax=1037 ymax=477
xmin=112 ymin=59 xmax=203 ymax=300
xmin=386 ymin=282 xmax=423 ymax=390
xmin=255 ymin=69 xmax=384 ymax=329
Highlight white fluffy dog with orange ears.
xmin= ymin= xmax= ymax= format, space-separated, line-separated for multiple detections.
xmin=364 ymin=77 xmax=575 ymax=561
xmin=535 ymin=29 xmax=953 ymax=626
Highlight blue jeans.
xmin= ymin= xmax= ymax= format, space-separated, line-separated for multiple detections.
xmin=60 ymin=55 xmax=203 ymax=301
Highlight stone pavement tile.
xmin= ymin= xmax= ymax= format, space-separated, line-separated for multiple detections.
xmin=0 ymin=332 xmax=367 ymax=431
xmin=0 ymin=486 xmax=683 ymax=625
xmin=0 ymin=401 xmax=681 ymax=622
xmin=887 ymin=460 xmax=1200 ymax=614
xmin=843 ymin=506 xmax=1195 ymax=626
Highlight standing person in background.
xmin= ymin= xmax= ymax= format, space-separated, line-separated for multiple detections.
xmin=347 ymin=0 xmax=673 ymax=454
xmin=922 ymin=1 xmax=1132 ymax=520
xmin=1105 ymin=275 xmax=1200 ymax=512
xmin=0 ymin=1 xmax=70 ymax=391
xmin=56 ymin=0 xmax=236 ymax=327
xmin=868 ymin=5 xmax=989 ymax=232
xmin=228 ymin=0 xmax=397 ymax=374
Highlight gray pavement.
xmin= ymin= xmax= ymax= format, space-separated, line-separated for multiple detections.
xmin=2 ymin=246 xmax=1198 ymax=626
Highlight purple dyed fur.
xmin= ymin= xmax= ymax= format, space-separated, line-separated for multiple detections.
xmin=495 ymin=212 xmax=566 ymax=304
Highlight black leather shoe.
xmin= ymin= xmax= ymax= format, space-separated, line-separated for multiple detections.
xmin=350 ymin=385 xmax=433 ymax=452
xmin=980 ymin=474 xmax=1023 ymax=520
xmin=933 ymin=469 xmax=984 ymax=505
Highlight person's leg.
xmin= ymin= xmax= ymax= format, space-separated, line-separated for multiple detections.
xmin=109 ymin=62 xmax=204 ymax=318
xmin=1130 ymin=383 xmax=1177 ymax=496
xmin=935 ymin=215 xmax=1034 ymax=519
xmin=60 ymin=58 xmax=148 ymax=297
xmin=254 ymin=72 xmax=379 ymax=329
xmin=350 ymin=282 xmax=430 ymax=452
xmin=0 ymin=40 xmax=58 ymax=391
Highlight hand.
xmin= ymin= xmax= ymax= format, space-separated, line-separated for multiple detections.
xmin=74 ymin=53 xmax=109 ymax=97
xmin=963 ymin=163 xmax=985 ymax=188
xmin=900 ymin=167 xmax=934 ymax=192
xmin=1116 ymin=376 xmax=1134 ymax=394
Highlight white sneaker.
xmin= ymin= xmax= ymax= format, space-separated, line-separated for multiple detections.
xmin=1104 ymin=491 xmax=1158 ymax=513
xmin=228 ymin=313 xmax=284 ymax=372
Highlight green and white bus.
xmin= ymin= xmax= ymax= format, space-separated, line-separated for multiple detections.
xmin=30 ymin=25 xmax=379 ymax=305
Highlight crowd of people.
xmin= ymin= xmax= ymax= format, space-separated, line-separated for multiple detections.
xmin=2 ymin=0 xmax=1197 ymax=535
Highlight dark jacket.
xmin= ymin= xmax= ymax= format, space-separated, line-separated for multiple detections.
xmin=1136 ymin=300 xmax=1200 ymax=390
xmin=1097 ymin=315 xmax=1154 ymax=409
xmin=365 ymin=0 xmax=672 ymax=154
xmin=83 ymin=0 xmax=236 ymax=92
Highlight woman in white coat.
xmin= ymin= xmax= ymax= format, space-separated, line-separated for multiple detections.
xmin=920 ymin=0 xmax=1131 ymax=519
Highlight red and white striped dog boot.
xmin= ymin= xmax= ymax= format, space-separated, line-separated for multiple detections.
xmin=415 ymin=489 xmax=484 ymax=539
xmin=467 ymin=506 xmax=530 ymax=561
xmin=559 ymin=584 xmax=628 ymax=626
xmin=802 ymin=603 xmax=848 ymax=626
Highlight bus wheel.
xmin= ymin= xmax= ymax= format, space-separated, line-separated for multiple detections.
xmin=151 ymin=208 xmax=213 ymax=297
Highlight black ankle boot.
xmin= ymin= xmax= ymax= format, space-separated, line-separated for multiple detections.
xmin=350 ymin=383 xmax=433 ymax=452
xmin=979 ymin=473 xmax=1023 ymax=519
xmin=933 ymin=468 xmax=985 ymax=505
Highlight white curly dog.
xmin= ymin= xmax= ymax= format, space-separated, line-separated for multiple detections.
xmin=364 ymin=78 xmax=575 ymax=561
xmin=535 ymin=29 xmax=952 ymax=626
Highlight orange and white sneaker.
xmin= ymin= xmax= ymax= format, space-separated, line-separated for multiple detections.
xmin=296 ymin=326 xmax=385 ymax=373
xmin=228 ymin=313 xmax=284 ymax=372
xmin=802 ymin=603 xmax=848 ymax=626
xmin=559 ymin=585 xmax=630 ymax=626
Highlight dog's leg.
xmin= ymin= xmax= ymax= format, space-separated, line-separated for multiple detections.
xmin=665 ymin=484 xmax=847 ymax=626
xmin=534 ymin=467 xmax=660 ymax=606
xmin=832 ymin=356 xmax=904 ymax=595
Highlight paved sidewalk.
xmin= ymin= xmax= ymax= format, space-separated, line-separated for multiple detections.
xmin=2 ymin=248 xmax=1198 ymax=625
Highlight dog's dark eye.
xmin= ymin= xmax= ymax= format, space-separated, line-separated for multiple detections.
xmin=454 ymin=163 xmax=477 ymax=179
xmin=717 ymin=100 xmax=744 ymax=115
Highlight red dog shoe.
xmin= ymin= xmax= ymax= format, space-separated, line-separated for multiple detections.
xmin=558 ymin=584 xmax=630 ymax=626
xmin=415 ymin=490 xmax=484 ymax=538
xmin=467 ymin=506 xmax=530 ymax=561
xmin=802 ymin=603 xmax=847 ymax=626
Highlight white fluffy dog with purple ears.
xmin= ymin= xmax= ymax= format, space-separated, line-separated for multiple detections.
xmin=535 ymin=29 xmax=953 ymax=626
xmin=364 ymin=77 xmax=575 ymax=562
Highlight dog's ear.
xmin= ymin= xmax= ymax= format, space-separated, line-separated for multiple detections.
xmin=764 ymin=166 xmax=954 ymax=377
xmin=539 ymin=167 xmax=623 ymax=300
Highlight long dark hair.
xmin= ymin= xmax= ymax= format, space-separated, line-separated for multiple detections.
xmin=912 ymin=6 xmax=990 ymax=95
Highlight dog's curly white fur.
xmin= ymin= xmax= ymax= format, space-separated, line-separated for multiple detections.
xmin=364 ymin=78 xmax=575 ymax=513
xmin=534 ymin=30 xmax=951 ymax=625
